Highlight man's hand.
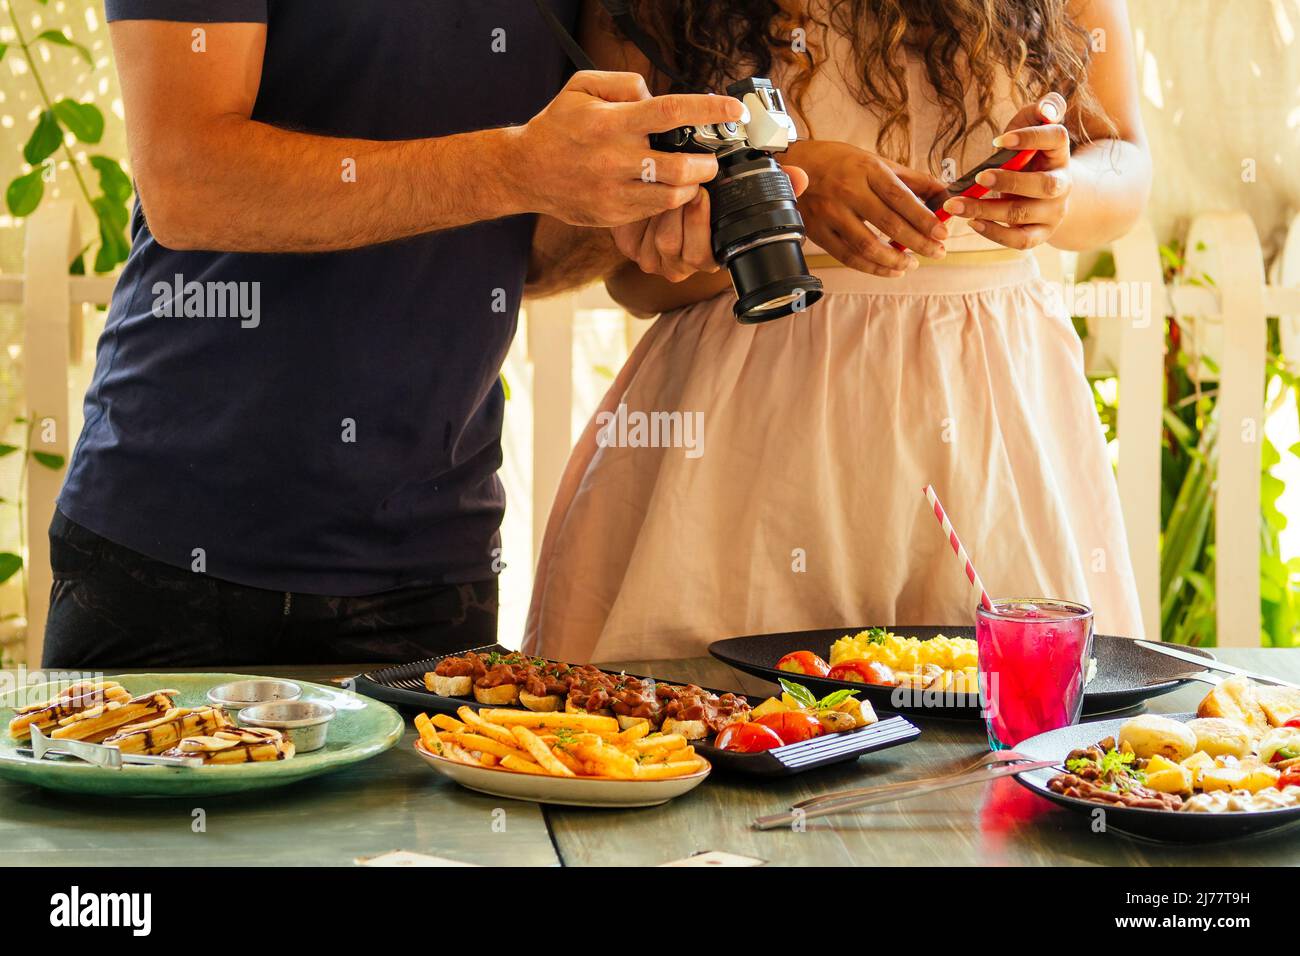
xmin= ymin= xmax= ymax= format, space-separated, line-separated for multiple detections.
xmin=611 ymin=166 xmax=809 ymax=282
xmin=513 ymin=70 xmax=746 ymax=228
xmin=943 ymin=93 xmax=1071 ymax=250
xmin=784 ymin=139 xmax=949 ymax=277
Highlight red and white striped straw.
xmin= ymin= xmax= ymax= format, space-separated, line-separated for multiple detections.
xmin=922 ymin=484 xmax=994 ymax=612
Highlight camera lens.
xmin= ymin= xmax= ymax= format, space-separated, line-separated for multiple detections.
xmin=706 ymin=152 xmax=823 ymax=324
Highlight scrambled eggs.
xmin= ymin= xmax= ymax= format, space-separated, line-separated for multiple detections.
xmin=830 ymin=628 xmax=979 ymax=692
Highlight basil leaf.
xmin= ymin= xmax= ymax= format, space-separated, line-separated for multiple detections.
xmin=777 ymin=677 xmax=817 ymax=708
xmin=815 ymin=688 xmax=859 ymax=709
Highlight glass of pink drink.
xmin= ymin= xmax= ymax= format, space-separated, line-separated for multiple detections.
xmin=976 ymin=599 xmax=1094 ymax=750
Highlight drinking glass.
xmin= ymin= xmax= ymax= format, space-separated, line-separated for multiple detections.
xmin=975 ymin=598 xmax=1094 ymax=750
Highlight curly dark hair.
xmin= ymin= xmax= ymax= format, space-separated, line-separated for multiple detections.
xmin=626 ymin=0 xmax=1108 ymax=167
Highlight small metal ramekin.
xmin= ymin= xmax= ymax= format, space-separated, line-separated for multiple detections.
xmin=237 ymin=700 xmax=336 ymax=752
xmin=207 ymin=679 xmax=302 ymax=714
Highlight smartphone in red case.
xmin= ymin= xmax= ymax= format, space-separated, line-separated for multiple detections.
xmin=890 ymin=146 xmax=1038 ymax=252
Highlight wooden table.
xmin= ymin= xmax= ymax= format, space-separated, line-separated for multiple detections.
xmin=2 ymin=650 xmax=1297 ymax=866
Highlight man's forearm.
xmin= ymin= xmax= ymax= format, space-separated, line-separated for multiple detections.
xmin=524 ymin=217 xmax=625 ymax=298
xmin=136 ymin=116 xmax=533 ymax=252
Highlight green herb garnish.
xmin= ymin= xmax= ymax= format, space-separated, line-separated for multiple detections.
xmin=816 ymin=688 xmax=860 ymax=709
xmin=1066 ymin=748 xmax=1141 ymax=780
xmin=778 ymin=678 xmax=818 ymax=708
xmin=777 ymin=677 xmax=859 ymax=711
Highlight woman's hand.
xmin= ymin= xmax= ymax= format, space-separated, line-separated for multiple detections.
xmin=611 ymin=165 xmax=809 ymax=282
xmin=785 ymin=139 xmax=949 ymax=277
xmin=944 ymin=93 xmax=1071 ymax=250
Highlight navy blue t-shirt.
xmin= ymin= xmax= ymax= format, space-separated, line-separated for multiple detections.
xmin=60 ymin=0 xmax=577 ymax=594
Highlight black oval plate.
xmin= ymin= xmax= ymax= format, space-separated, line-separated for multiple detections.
xmin=1014 ymin=714 xmax=1300 ymax=843
xmin=350 ymin=645 xmax=921 ymax=777
xmin=708 ymin=627 xmax=1215 ymax=719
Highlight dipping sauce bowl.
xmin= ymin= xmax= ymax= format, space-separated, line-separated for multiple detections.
xmin=237 ymin=700 xmax=336 ymax=753
xmin=207 ymin=679 xmax=302 ymax=715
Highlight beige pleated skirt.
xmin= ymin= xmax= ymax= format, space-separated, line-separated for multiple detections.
xmin=523 ymin=252 xmax=1144 ymax=664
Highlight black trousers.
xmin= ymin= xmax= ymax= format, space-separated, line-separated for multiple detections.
xmin=42 ymin=511 xmax=498 ymax=668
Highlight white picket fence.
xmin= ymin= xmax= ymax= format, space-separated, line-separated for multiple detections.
xmin=3 ymin=201 xmax=1300 ymax=662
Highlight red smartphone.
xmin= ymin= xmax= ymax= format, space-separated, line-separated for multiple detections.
xmin=890 ymin=145 xmax=1038 ymax=252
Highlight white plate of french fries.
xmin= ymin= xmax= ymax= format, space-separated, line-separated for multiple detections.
xmin=413 ymin=706 xmax=711 ymax=807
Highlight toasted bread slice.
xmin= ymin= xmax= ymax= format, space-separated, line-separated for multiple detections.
xmin=564 ymin=697 xmax=612 ymax=716
xmin=518 ymin=690 xmax=561 ymax=712
xmin=165 ymin=727 xmax=294 ymax=763
xmin=473 ymin=683 xmax=519 ymax=706
xmin=51 ymin=690 xmax=177 ymax=743
xmin=103 ymin=706 xmax=233 ymax=755
xmin=1197 ymin=676 xmax=1269 ymax=732
xmin=425 ymin=673 xmax=471 ymax=697
xmin=7 ymin=680 xmax=131 ymax=740
xmin=662 ymin=718 xmax=707 ymax=741
xmin=1257 ymin=685 xmax=1300 ymax=727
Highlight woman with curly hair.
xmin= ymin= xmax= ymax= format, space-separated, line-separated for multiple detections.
xmin=525 ymin=0 xmax=1151 ymax=662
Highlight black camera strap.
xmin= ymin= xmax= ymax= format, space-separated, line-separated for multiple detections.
xmin=531 ymin=0 xmax=693 ymax=90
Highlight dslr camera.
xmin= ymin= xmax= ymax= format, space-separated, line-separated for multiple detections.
xmin=651 ymin=77 xmax=823 ymax=324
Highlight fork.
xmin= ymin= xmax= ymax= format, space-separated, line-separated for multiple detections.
xmin=790 ymin=750 xmax=1031 ymax=811
xmin=1144 ymin=670 xmax=1222 ymax=688
xmin=751 ymin=752 xmax=1057 ymax=830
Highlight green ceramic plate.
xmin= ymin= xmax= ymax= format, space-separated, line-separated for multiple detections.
xmin=0 ymin=673 xmax=403 ymax=797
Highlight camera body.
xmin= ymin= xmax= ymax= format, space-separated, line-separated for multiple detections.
xmin=650 ymin=78 xmax=823 ymax=324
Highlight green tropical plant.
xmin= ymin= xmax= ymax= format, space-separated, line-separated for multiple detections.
xmin=3 ymin=0 xmax=133 ymax=273
xmin=1077 ymin=242 xmax=1300 ymax=648
xmin=0 ymin=415 xmax=66 ymax=626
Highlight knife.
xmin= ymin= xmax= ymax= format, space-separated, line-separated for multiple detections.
xmin=1135 ymin=641 xmax=1300 ymax=690
xmin=26 ymin=726 xmax=202 ymax=768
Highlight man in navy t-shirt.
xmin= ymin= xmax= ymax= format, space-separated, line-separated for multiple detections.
xmin=44 ymin=1 xmax=748 ymax=666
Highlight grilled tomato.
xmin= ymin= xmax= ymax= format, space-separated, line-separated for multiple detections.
xmin=716 ymin=721 xmax=785 ymax=753
xmin=827 ymin=660 xmax=896 ymax=686
xmin=776 ymin=651 xmax=831 ymax=677
xmin=754 ymin=711 xmax=824 ymax=745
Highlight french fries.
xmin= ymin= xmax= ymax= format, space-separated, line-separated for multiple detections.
xmin=415 ymin=708 xmax=708 ymax=782
xmin=456 ymin=706 xmax=522 ymax=749
xmin=511 ymin=725 xmax=576 ymax=777
xmin=485 ymin=708 xmax=619 ymax=734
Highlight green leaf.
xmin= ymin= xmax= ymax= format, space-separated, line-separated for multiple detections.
xmin=31 ymin=452 xmax=65 ymax=470
xmin=23 ymin=110 xmax=62 ymax=165
xmin=92 ymin=196 xmax=131 ymax=273
xmin=5 ymin=170 xmax=44 ymax=217
xmin=90 ymin=155 xmax=132 ymax=203
xmin=52 ymin=99 xmax=103 ymax=144
xmin=36 ymin=30 xmax=93 ymax=66
xmin=777 ymin=677 xmax=817 ymax=709
xmin=0 ymin=44 xmax=9 ymax=60
xmin=815 ymin=688 xmax=859 ymax=709
xmin=0 ymin=445 xmax=18 ymax=457
xmin=0 ymin=553 xmax=22 ymax=584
